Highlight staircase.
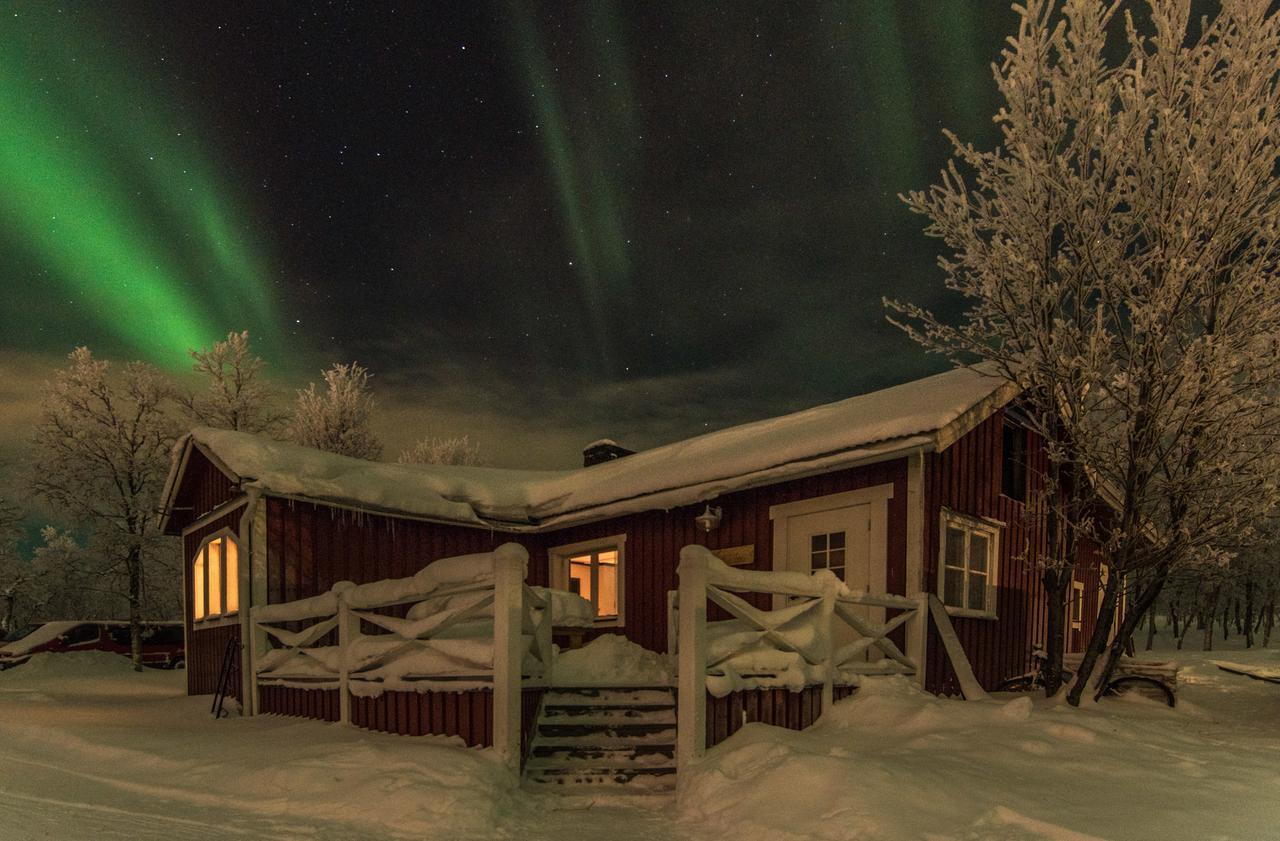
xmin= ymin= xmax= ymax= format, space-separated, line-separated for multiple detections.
xmin=524 ymin=687 xmax=677 ymax=793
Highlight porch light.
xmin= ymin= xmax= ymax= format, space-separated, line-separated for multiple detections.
xmin=695 ymin=504 xmax=722 ymax=532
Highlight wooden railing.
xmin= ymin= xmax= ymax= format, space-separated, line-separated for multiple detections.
xmin=676 ymin=544 xmax=928 ymax=769
xmin=249 ymin=542 xmax=547 ymax=771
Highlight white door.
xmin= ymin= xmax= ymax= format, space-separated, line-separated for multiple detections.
xmin=785 ymin=504 xmax=886 ymax=662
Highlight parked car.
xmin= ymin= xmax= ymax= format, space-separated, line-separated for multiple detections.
xmin=0 ymin=621 xmax=184 ymax=670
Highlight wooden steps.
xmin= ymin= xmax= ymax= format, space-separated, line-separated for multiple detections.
xmin=524 ymin=687 xmax=677 ymax=793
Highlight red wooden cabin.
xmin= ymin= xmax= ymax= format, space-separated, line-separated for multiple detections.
xmin=160 ymin=366 xmax=1108 ymax=767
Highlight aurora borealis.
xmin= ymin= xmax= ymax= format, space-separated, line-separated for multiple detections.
xmin=0 ymin=5 xmax=279 ymax=369
xmin=1 ymin=1 xmax=1017 ymax=469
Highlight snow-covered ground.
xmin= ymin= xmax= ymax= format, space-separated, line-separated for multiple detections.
xmin=1 ymin=635 xmax=1277 ymax=841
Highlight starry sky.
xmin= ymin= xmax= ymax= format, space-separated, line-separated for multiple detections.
xmin=0 ymin=1 xmax=1016 ymax=470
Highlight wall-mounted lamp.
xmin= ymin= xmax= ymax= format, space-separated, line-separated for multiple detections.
xmin=695 ymin=504 xmax=723 ymax=532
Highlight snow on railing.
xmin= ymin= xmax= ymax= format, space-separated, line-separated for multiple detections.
xmin=250 ymin=542 xmax=548 ymax=771
xmin=676 ymin=544 xmax=927 ymax=769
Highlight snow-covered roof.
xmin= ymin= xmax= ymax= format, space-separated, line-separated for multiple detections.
xmin=164 ymin=366 xmax=1014 ymax=532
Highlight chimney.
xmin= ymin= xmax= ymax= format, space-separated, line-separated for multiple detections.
xmin=583 ymin=439 xmax=634 ymax=467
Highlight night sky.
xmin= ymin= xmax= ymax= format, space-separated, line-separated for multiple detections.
xmin=1 ymin=1 xmax=1013 ymax=469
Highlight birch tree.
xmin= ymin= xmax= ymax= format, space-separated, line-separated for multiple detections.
xmin=182 ymin=330 xmax=282 ymax=433
xmin=286 ymin=362 xmax=383 ymax=460
xmin=398 ymin=434 xmax=484 ymax=466
xmin=0 ymin=495 xmax=27 ymax=635
xmin=29 ymin=348 xmax=182 ymax=670
xmin=888 ymin=0 xmax=1280 ymax=702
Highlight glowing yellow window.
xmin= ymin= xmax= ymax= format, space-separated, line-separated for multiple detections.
xmin=192 ymin=535 xmax=239 ymax=622
xmin=193 ymin=551 xmax=206 ymax=621
xmin=558 ymin=540 xmax=622 ymax=627
xmin=208 ymin=539 xmax=222 ymax=617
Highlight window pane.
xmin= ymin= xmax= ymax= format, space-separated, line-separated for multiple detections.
xmin=827 ymin=549 xmax=845 ymax=567
xmin=810 ymin=534 xmax=826 ymax=553
xmin=193 ymin=551 xmax=205 ymax=621
xmin=224 ymin=539 xmax=239 ymax=614
xmin=943 ymin=567 xmax=964 ymax=607
xmin=945 ymin=527 xmax=966 ymax=567
xmin=829 ymin=566 xmax=845 ymax=585
xmin=810 ymin=550 xmax=825 ymax=572
xmin=597 ymin=559 xmax=618 ymax=618
xmin=968 ymin=572 xmax=987 ymax=611
xmin=969 ymin=534 xmax=989 ymax=573
xmin=828 ymin=531 xmax=845 ymax=550
xmin=569 ymin=557 xmax=591 ymax=602
xmin=597 ymin=549 xmax=618 ymax=566
xmin=208 ymin=541 xmax=222 ymax=616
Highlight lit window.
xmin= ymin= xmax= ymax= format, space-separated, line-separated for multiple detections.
xmin=939 ymin=510 xmax=999 ymax=618
xmin=192 ymin=534 xmax=240 ymax=622
xmin=1071 ymin=580 xmax=1085 ymax=630
xmin=809 ymin=531 xmax=846 ymax=582
xmin=552 ymin=536 xmax=625 ymax=626
xmin=193 ymin=551 xmax=206 ymax=621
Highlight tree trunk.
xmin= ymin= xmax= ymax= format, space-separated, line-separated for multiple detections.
xmin=1244 ymin=580 xmax=1255 ymax=649
xmin=127 ymin=544 xmax=143 ymax=673
xmin=1093 ymin=568 xmax=1169 ymax=700
xmin=1067 ymin=571 xmax=1124 ymax=706
xmin=1221 ymin=601 xmax=1230 ymax=642
xmin=1144 ymin=602 xmax=1158 ymax=651
xmin=0 ymin=590 xmax=14 ymax=635
xmin=1042 ymin=567 xmax=1071 ymax=695
xmin=1264 ymin=597 xmax=1275 ymax=648
xmin=1170 ymin=601 xmax=1180 ymax=639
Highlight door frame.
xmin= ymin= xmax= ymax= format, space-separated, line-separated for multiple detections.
xmin=768 ymin=484 xmax=895 ymax=610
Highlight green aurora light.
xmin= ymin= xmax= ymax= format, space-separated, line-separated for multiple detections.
xmin=0 ymin=7 xmax=280 ymax=370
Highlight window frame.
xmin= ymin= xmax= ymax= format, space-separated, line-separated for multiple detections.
xmin=1001 ymin=419 xmax=1028 ymax=503
xmin=191 ymin=529 xmax=241 ymax=627
xmin=549 ymin=534 xmax=627 ymax=628
xmin=937 ymin=508 xmax=1001 ymax=620
xmin=1071 ymin=579 xmax=1086 ymax=630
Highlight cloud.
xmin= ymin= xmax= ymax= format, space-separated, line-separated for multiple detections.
xmin=0 ymin=349 xmax=62 ymax=467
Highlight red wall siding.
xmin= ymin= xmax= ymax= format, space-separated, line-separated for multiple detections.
xmin=259 ymin=686 xmax=543 ymax=752
xmin=921 ymin=411 xmax=1116 ymax=694
xmin=923 ymin=411 xmax=1049 ymax=694
xmin=706 ymin=685 xmax=857 ymax=749
xmin=169 ymin=449 xmax=240 ymax=531
xmin=184 ymin=506 xmax=247 ymax=698
xmin=263 ymin=497 xmax=521 ymax=600
xmin=535 ymin=459 xmax=910 ymax=653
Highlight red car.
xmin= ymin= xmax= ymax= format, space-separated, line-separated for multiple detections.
xmin=0 ymin=621 xmax=184 ymax=670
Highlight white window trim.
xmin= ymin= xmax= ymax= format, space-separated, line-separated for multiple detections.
xmin=549 ymin=534 xmax=627 ymax=628
xmin=192 ymin=528 xmax=241 ymax=628
xmin=1071 ymin=579 xmax=1085 ymax=631
xmin=937 ymin=508 xmax=1001 ymax=620
xmin=768 ymin=484 xmax=894 ymax=611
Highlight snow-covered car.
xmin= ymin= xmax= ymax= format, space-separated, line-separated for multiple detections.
xmin=0 ymin=621 xmax=184 ymax=670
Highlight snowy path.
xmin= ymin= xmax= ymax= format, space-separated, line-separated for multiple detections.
xmin=2 ymin=640 xmax=1279 ymax=840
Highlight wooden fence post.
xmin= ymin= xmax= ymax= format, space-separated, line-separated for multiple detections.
xmin=909 ymin=591 xmax=929 ymax=688
xmin=677 ymin=545 xmax=709 ymax=771
xmin=492 ymin=542 xmax=528 ymax=774
xmin=820 ymin=579 xmax=836 ymax=714
xmin=337 ymin=595 xmax=359 ymax=726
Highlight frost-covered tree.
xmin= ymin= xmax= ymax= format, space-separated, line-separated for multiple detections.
xmin=287 ymin=362 xmax=383 ymax=460
xmin=30 ymin=348 xmax=182 ymax=669
xmin=888 ymin=0 xmax=1280 ymax=702
xmin=182 ymin=330 xmax=282 ymax=433
xmin=0 ymin=494 xmax=28 ymax=635
xmin=398 ymin=434 xmax=484 ymax=467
